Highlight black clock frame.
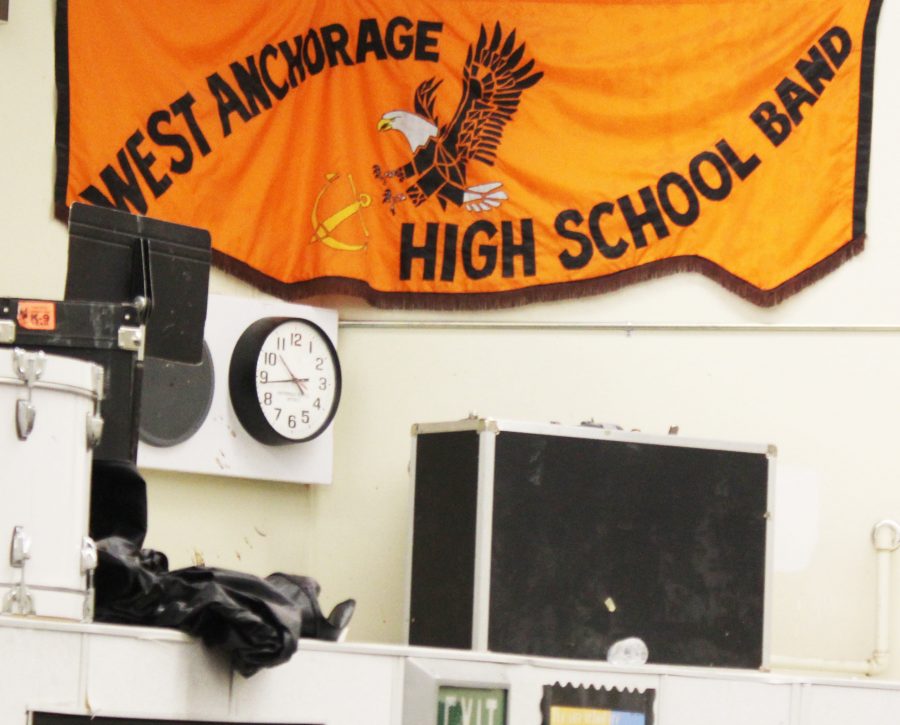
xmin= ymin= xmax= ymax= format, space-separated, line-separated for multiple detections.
xmin=228 ymin=316 xmax=342 ymax=445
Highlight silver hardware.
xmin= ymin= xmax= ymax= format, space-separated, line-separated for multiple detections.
xmin=86 ymin=413 xmax=104 ymax=449
xmin=83 ymin=586 xmax=95 ymax=622
xmin=16 ymin=399 xmax=35 ymax=440
xmin=85 ymin=364 xmax=105 ymax=448
xmin=80 ymin=537 xmax=98 ymax=573
xmin=87 ymin=365 xmax=104 ymax=449
xmin=12 ymin=348 xmax=45 ymax=441
xmin=92 ymin=364 xmax=105 ymax=401
xmin=117 ymin=325 xmax=143 ymax=352
xmin=81 ymin=537 xmax=98 ymax=622
xmin=14 ymin=348 xmax=46 ymax=383
xmin=0 ymin=319 xmax=14 ymax=343
xmin=872 ymin=519 xmax=900 ymax=551
xmin=132 ymin=295 xmax=150 ymax=318
xmin=9 ymin=526 xmax=31 ymax=567
xmin=2 ymin=585 xmax=35 ymax=616
xmin=3 ymin=527 xmax=34 ymax=616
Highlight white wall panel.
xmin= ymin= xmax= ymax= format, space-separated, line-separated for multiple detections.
xmin=804 ymin=683 xmax=900 ymax=725
xmin=231 ymin=643 xmax=401 ymax=725
xmin=657 ymin=675 xmax=793 ymax=725
xmin=83 ymin=628 xmax=232 ymax=721
xmin=0 ymin=625 xmax=82 ymax=725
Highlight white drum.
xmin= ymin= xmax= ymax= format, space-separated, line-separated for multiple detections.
xmin=0 ymin=347 xmax=104 ymax=621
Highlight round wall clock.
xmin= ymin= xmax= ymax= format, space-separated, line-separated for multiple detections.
xmin=228 ymin=317 xmax=342 ymax=445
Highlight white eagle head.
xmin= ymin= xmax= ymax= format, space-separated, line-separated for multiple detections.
xmin=377 ymin=110 xmax=437 ymax=153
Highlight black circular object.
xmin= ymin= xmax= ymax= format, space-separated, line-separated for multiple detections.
xmin=139 ymin=340 xmax=215 ymax=447
xmin=228 ymin=317 xmax=341 ymax=445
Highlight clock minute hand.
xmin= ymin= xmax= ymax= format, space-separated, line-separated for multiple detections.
xmin=278 ymin=355 xmax=309 ymax=395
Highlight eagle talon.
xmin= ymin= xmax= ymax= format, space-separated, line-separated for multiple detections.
xmin=381 ymin=190 xmax=408 ymax=215
xmin=373 ymin=165 xmax=406 ymax=186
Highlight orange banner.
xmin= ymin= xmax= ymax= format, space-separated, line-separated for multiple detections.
xmin=55 ymin=0 xmax=883 ymax=308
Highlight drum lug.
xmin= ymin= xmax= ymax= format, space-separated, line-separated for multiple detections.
xmin=16 ymin=399 xmax=36 ymax=440
xmin=3 ymin=526 xmax=35 ymax=616
xmin=80 ymin=537 xmax=98 ymax=574
xmin=12 ymin=348 xmax=45 ymax=441
xmin=9 ymin=525 xmax=31 ymax=567
xmin=86 ymin=413 xmax=104 ymax=449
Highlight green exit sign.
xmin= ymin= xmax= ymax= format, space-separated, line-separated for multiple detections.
xmin=437 ymin=686 xmax=507 ymax=725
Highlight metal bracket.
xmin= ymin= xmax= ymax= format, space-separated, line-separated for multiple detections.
xmin=0 ymin=319 xmax=14 ymax=343
xmin=85 ymin=364 xmax=105 ymax=449
xmin=13 ymin=347 xmax=45 ymax=384
xmin=81 ymin=537 xmax=98 ymax=622
xmin=872 ymin=520 xmax=900 ymax=551
xmin=117 ymin=325 xmax=143 ymax=352
xmin=3 ymin=526 xmax=34 ymax=616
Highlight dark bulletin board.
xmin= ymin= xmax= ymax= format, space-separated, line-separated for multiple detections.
xmin=488 ymin=432 xmax=769 ymax=667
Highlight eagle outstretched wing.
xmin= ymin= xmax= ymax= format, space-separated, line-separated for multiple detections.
xmin=414 ymin=77 xmax=442 ymax=127
xmin=444 ymin=23 xmax=544 ymax=170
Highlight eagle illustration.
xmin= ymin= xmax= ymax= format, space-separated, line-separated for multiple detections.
xmin=374 ymin=23 xmax=543 ymax=214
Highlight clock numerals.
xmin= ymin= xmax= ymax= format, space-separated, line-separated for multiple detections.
xmin=276 ymin=333 xmax=305 ymax=350
xmin=230 ymin=316 xmax=341 ymax=445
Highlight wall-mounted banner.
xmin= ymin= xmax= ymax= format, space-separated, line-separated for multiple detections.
xmin=55 ymin=0 xmax=883 ymax=309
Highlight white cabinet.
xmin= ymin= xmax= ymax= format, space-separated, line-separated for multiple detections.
xmin=2 ymin=617 xmax=900 ymax=725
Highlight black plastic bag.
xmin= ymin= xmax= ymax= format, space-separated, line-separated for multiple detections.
xmin=90 ymin=462 xmax=355 ymax=677
xmin=95 ymin=537 xmax=356 ymax=677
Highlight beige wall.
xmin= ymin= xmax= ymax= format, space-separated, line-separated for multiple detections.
xmin=3 ymin=1 xmax=900 ymax=677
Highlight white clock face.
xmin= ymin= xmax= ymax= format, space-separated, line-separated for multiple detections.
xmin=254 ymin=319 xmax=340 ymax=441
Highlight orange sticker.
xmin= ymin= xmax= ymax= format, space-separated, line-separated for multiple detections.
xmin=17 ymin=301 xmax=57 ymax=331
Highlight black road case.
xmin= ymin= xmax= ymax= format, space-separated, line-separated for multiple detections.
xmin=407 ymin=417 xmax=775 ymax=669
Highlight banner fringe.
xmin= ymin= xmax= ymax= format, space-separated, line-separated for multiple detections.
xmin=212 ymin=236 xmax=865 ymax=311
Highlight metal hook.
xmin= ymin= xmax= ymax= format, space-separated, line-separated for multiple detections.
xmin=871 ymin=519 xmax=900 ymax=551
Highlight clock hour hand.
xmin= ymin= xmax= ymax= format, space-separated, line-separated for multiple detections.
xmin=278 ymin=355 xmax=310 ymax=395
